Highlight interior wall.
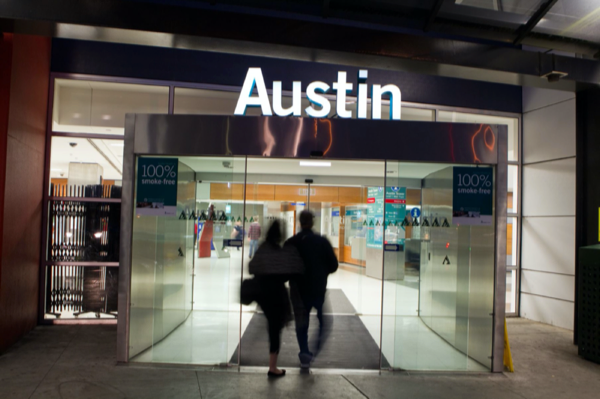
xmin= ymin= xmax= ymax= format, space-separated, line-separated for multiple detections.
xmin=0 ymin=34 xmax=51 ymax=352
xmin=520 ymin=87 xmax=576 ymax=330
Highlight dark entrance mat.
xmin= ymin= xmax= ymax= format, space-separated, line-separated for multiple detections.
xmin=232 ymin=290 xmax=388 ymax=369
xmin=320 ymin=289 xmax=356 ymax=315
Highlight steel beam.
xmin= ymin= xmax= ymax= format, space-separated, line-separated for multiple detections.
xmin=513 ymin=0 xmax=559 ymax=45
xmin=424 ymin=0 xmax=445 ymax=32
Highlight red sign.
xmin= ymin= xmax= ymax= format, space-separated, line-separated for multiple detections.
xmin=385 ymin=199 xmax=406 ymax=204
xmin=367 ymin=198 xmax=376 ymax=203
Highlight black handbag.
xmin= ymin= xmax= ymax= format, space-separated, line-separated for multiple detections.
xmin=240 ymin=277 xmax=260 ymax=305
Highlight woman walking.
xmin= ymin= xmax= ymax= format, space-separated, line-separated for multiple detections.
xmin=248 ymin=220 xmax=304 ymax=378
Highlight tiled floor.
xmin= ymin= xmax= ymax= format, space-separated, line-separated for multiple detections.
xmin=2 ymin=319 xmax=599 ymax=399
xmin=131 ymin=247 xmax=485 ymax=371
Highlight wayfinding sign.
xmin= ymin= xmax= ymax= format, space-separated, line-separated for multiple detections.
xmin=366 ymin=187 xmax=384 ymax=249
xmin=385 ymin=186 xmax=406 ymax=226
xmin=452 ymin=167 xmax=493 ymax=226
xmin=136 ymin=158 xmax=178 ymax=216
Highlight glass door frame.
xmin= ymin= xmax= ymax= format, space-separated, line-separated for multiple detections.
xmin=117 ymin=114 xmax=508 ymax=372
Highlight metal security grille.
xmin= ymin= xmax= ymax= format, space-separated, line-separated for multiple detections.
xmin=578 ymin=245 xmax=600 ymax=364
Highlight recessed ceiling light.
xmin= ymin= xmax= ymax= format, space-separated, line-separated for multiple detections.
xmin=102 ymin=114 xmax=112 ymax=120
xmin=73 ymin=113 xmax=81 ymax=119
xmin=299 ymin=161 xmax=331 ymax=167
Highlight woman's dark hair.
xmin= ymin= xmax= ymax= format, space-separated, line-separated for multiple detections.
xmin=266 ymin=220 xmax=282 ymax=246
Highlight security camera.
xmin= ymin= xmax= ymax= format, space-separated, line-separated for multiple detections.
xmin=541 ymin=71 xmax=568 ymax=83
xmin=69 ymin=142 xmax=78 ymax=147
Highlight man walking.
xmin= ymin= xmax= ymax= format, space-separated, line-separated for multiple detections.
xmin=248 ymin=216 xmax=261 ymax=258
xmin=285 ymin=210 xmax=338 ymax=368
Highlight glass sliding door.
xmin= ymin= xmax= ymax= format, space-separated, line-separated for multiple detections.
xmin=186 ymin=156 xmax=246 ymax=366
xmin=128 ymin=157 xmax=196 ymax=362
xmin=382 ymin=161 xmax=496 ymax=371
xmin=236 ymin=157 xmax=385 ymax=370
xmin=129 ymin=156 xmax=246 ymax=365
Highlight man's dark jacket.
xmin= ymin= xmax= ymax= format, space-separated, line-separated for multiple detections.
xmin=285 ymin=229 xmax=338 ymax=302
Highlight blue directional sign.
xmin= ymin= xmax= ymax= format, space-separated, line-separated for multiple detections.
xmin=411 ymin=208 xmax=421 ymax=219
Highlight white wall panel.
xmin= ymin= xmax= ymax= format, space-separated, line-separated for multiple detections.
xmin=523 ymin=99 xmax=575 ymax=163
xmin=520 ymin=293 xmax=574 ymax=330
xmin=520 ymin=86 xmax=577 ymax=330
xmin=522 ymin=86 xmax=575 ymax=113
xmin=522 ymin=158 xmax=576 ymax=217
xmin=521 ymin=216 xmax=575 ymax=275
xmin=521 ymin=270 xmax=575 ymax=302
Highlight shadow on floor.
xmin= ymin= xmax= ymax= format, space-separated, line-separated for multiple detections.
xmin=1 ymin=319 xmax=600 ymax=399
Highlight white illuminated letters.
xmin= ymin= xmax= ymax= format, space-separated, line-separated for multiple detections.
xmin=305 ymin=81 xmax=331 ymax=118
xmin=372 ymin=84 xmax=401 ymax=120
xmin=357 ymin=70 xmax=369 ymax=119
xmin=332 ymin=71 xmax=353 ymax=118
xmin=273 ymin=81 xmax=302 ymax=116
xmin=234 ymin=67 xmax=402 ymax=120
xmin=234 ymin=68 xmax=273 ymax=116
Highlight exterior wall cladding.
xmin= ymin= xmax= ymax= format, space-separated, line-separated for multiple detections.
xmin=521 ymin=87 xmax=576 ymax=330
xmin=0 ymin=33 xmax=51 ymax=352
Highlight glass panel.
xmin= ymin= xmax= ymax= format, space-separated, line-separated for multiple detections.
xmin=49 ymin=137 xmax=124 ymax=197
xmin=175 ymin=88 xmax=261 ymax=116
xmin=52 ymin=79 xmax=169 ymax=135
xmin=507 ymin=217 xmax=518 ymax=267
xmin=437 ymin=111 xmax=519 ymax=161
xmin=47 ymin=200 xmax=120 ymax=262
xmin=533 ymin=0 xmax=600 ymax=43
xmin=507 ymin=165 xmax=518 ymax=213
xmin=186 ymin=156 xmax=246 ymax=366
xmin=506 ymin=269 xmax=517 ymax=314
xmin=174 ymin=87 xmax=433 ymax=121
xmin=376 ymin=106 xmax=434 ymax=121
xmin=241 ymin=157 xmax=384 ymax=369
xmin=129 ymin=156 xmax=233 ymax=364
xmin=174 ymin=88 xmax=318 ymax=117
xmin=383 ymin=162 xmax=495 ymax=371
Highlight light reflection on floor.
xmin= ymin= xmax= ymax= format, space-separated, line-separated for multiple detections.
xmin=132 ymin=246 xmax=487 ymax=371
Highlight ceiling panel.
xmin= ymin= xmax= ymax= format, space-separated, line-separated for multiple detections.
xmin=453 ymin=0 xmax=544 ymax=15
xmin=179 ymin=156 xmax=453 ymax=180
xmin=50 ymin=137 xmax=124 ymax=181
xmin=533 ymin=0 xmax=600 ymax=43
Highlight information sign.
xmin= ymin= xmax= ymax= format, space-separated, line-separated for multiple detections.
xmin=367 ymin=187 xmax=407 ymax=248
xmin=385 ymin=186 xmax=406 ymax=225
xmin=411 ymin=208 xmax=421 ymax=218
xmin=366 ymin=187 xmax=384 ymax=249
xmin=136 ymin=158 xmax=178 ymax=216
